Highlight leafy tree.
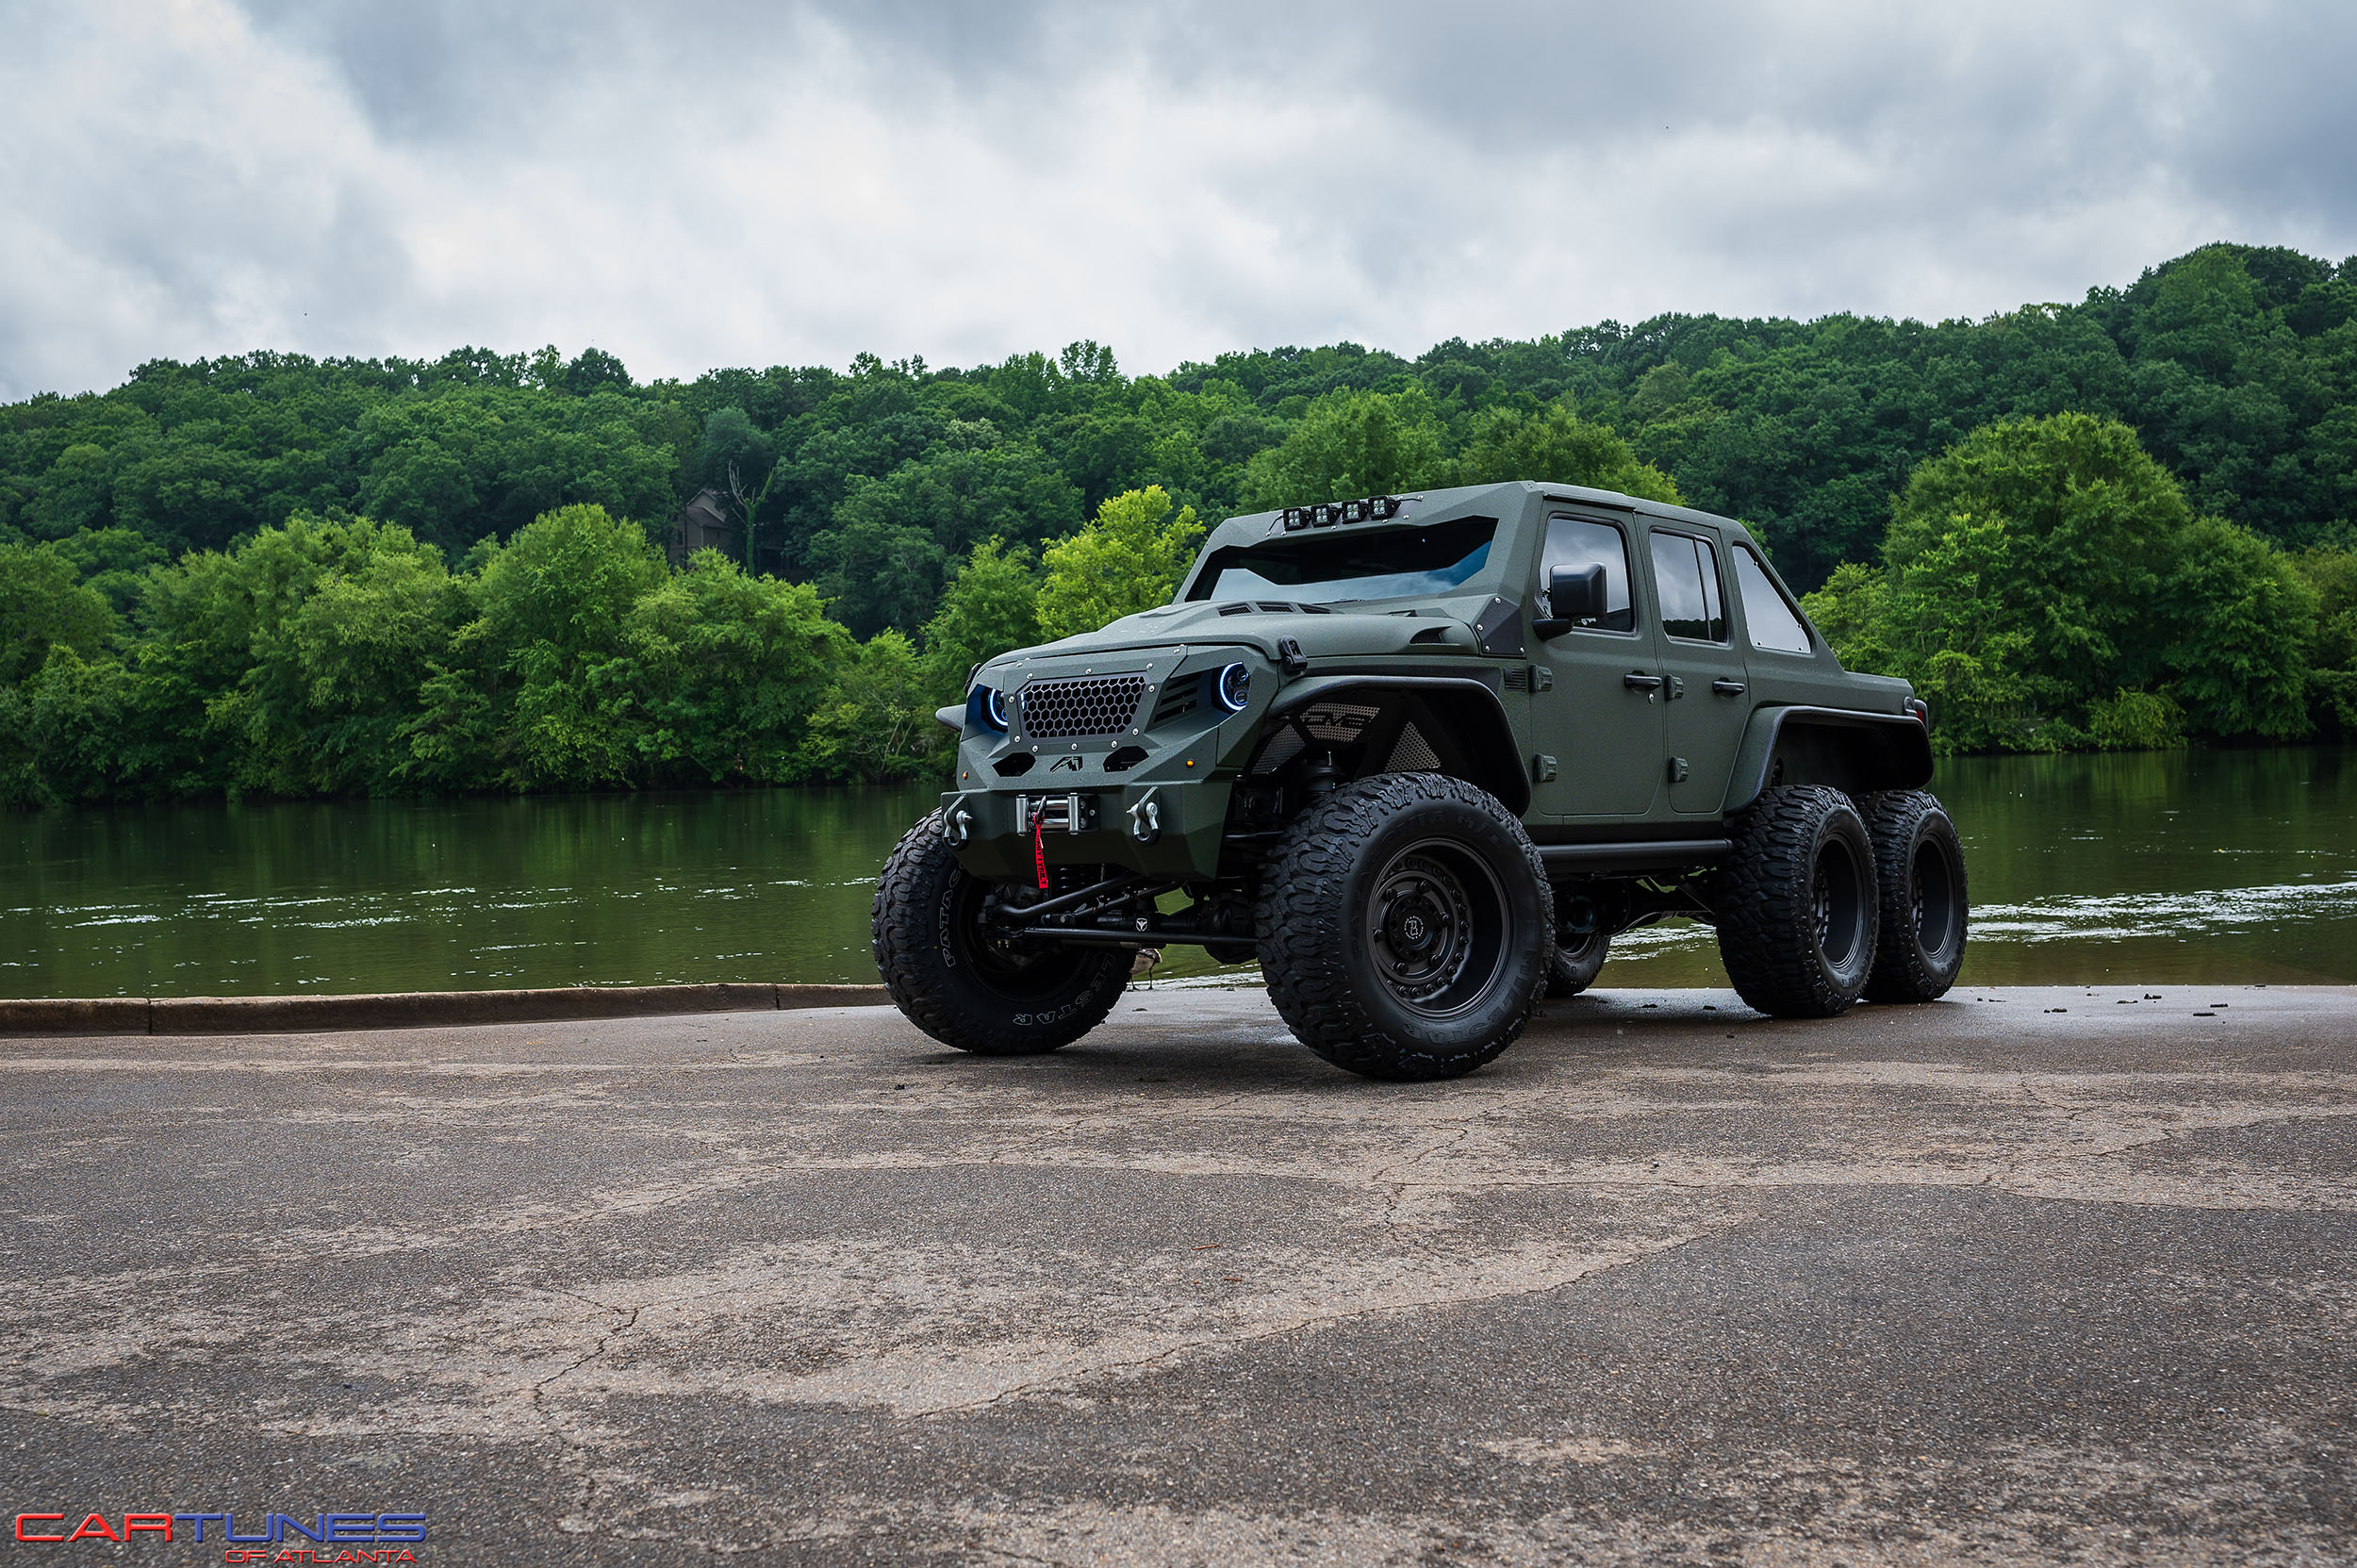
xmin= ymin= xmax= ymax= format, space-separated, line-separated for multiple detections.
xmin=1806 ymin=513 xmax=2049 ymax=751
xmin=1881 ymin=413 xmax=2189 ymax=719
xmin=1810 ymin=413 xmax=2320 ymax=751
xmin=1241 ymin=388 xmax=1447 ymax=508
xmin=359 ymin=437 xmax=481 ymax=555
xmin=1038 ymin=487 xmax=1203 ymax=640
xmin=2 ymin=646 xmax=143 ymax=805
xmin=278 ymin=533 xmax=468 ymax=792
xmin=805 ymin=512 xmax=948 ymax=642
xmin=921 ymin=538 xmax=1041 ymax=702
xmin=800 ymin=630 xmax=936 ymax=783
xmin=1450 ymin=399 xmax=1682 ymax=502
xmin=2156 ymin=514 xmax=2314 ymax=739
xmin=23 ymin=443 xmax=118 ymax=539
xmin=2289 ymin=545 xmax=2357 ymax=735
xmin=0 ymin=543 xmax=112 ymax=685
xmin=620 ymin=552 xmax=848 ymax=782
xmin=408 ymin=503 xmax=667 ymax=790
xmin=42 ymin=527 xmax=168 ymax=612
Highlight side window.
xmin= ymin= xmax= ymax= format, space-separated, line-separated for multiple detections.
xmin=1648 ymin=530 xmax=1728 ymax=643
xmin=1539 ymin=517 xmax=1635 ymax=633
xmin=1696 ymin=536 xmax=1727 ymax=640
xmin=1732 ymin=545 xmax=1813 ymax=654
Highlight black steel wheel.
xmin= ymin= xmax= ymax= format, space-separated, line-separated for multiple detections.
xmin=1366 ymin=839 xmax=1511 ymax=1017
xmin=1709 ymin=785 xmax=1879 ymax=1018
xmin=871 ymin=815 xmax=1130 ymax=1055
xmin=1861 ymin=790 xmax=1969 ymax=1002
xmin=1256 ymin=773 xmax=1551 ymax=1081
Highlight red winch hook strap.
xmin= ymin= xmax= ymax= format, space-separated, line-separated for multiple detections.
xmin=1033 ymin=814 xmax=1049 ymax=891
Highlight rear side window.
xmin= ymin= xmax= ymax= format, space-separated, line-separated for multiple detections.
xmin=1648 ymin=530 xmax=1728 ymax=643
xmin=1539 ymin=516 xmax=1636 ymax=633
xmin=1733 ymin=545 xmax=1813 ymax=653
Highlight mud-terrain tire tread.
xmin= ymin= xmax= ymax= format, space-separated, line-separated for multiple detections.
xmin=1859 ymin=789 xmax=1969 ymax=1004
xmin=1255 ymin=772 xmax=1551 ymax=1081
xmin=1710 ymin=785 xmax=1879 ymax=1019
xmin=871 ymin=813 xmax=1129 ymax=1055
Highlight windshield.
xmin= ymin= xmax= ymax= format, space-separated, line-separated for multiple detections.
xmin=1188 ymin=518 xmax=1496 ymax=604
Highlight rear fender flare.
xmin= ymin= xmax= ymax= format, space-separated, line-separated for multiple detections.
xmin=1263 ymin=675 xmax=1532 ymax=816
xmin=1727 ymin=705 xmax=1935 ymax=814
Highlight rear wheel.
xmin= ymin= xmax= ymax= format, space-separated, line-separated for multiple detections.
xmin=1860 ymin=790 xmax=1968 ymax=1002
xmin=1256 ymin=773 xmax=1552 ymax=1081
xmin=871 ymin=815 xmax=1129 ymax=1054
xmin=1709 ymin=786 xmax=1878 ymax=1018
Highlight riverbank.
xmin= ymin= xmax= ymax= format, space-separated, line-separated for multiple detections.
xmin=6 ymin=983 xmax=2351 ymax=1562
xmin=0 ymin=980 xmax=887 ymax=1036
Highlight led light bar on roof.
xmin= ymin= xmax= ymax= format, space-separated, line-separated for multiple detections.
xmin=1278 ymin=494 xmax=1406 ymax=531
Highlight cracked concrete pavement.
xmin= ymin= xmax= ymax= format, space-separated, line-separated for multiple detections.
xmin=3 ymin=982 xmax=2353 ymax=1563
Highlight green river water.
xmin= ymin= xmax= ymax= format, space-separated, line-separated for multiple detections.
xmin=6 ymin=748 xmax=2353 ymax=998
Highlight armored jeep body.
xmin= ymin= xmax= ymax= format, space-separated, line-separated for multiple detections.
xmin=873 ymin=481 xmax=1968 ymax=1080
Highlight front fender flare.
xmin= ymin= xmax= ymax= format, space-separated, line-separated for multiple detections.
xmin=1266 ymin=674 xmax=1532 ymax=817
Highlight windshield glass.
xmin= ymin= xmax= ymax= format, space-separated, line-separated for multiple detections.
xmin=1187 ymin=518 xmax=1496 ymax=604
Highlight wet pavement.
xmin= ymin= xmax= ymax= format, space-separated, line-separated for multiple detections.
xmin=3 ymin=982 xmax=2353 ymax=1564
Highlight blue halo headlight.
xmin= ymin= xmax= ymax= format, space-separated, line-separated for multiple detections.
xmin=969 ymin=685 xmax=1010 ymax=732
xmin=1214 ymin=663 xmax=1251 ymax=713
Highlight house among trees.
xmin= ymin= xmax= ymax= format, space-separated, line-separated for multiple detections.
xmin=668 ymin=488 xmax=737 ymax=566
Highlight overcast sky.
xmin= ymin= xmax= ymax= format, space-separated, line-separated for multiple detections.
xmin=3 ymin=0 xmax=2353 ymax=400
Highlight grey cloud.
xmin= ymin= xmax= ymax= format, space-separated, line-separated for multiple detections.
xmin=2 ymin=0 xmax=2352 ymax=402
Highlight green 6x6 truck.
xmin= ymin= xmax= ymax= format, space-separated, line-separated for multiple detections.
xmin=872 ymin=481 xmax=1968 ymax=1081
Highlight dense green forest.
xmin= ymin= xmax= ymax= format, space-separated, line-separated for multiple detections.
xmin=4 ymin=242 xmax=2354 ymax=805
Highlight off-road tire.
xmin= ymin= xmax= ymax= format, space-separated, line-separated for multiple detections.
xmin=1710 ymin=785 xmax=1879 ymax=1018
xmin=871 ymin=814 xmax=1129 ymax=1055
xmin=1255 ymin=773 xmax=1552 ymax=1081
xmin=1859 ymin=790 xmax=1968 ymax=1003
xmin=1545 ymin=913 xmax=1609 ymax=999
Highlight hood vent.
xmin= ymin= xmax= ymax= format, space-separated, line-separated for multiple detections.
xmin=1214 ymin=600 xmax=1333 ymax=617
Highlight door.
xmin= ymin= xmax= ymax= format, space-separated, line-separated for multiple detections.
xmin=1526 ymin=512 xmax=1664 ymax=818
xmin=1643 ymin=524 xmax=1751 ymax=814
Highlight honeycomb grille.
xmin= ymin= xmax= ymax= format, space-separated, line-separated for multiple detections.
xmin=1019 ymin=675 xmax=1148 ymax=738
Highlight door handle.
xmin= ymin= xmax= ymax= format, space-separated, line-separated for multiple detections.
xmin=1622 ymin=672 xmax=1664 ymax=692
xmin=1711 ymin=679 xmax=1746 ymax=696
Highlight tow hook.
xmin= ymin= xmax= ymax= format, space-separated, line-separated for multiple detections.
xmin=1128 ymin=789 xmax=1162 ymax=844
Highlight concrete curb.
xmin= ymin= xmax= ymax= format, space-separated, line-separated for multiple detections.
xmin=0 ymin=982 xmax=892 ymax=1038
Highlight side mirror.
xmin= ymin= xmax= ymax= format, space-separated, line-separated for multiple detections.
xmin=1538 ymin=563 xmax=1607 ymax=636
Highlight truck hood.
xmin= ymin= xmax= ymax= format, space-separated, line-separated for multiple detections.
xmin=1005 ymin=598 xmax=1484 ymax=666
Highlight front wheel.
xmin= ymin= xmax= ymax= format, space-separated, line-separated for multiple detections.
xmin=1256 ymin=773 xmax=1552 ymax=1081
xmin=871 ymin=815 xmax=1130 ymax=1055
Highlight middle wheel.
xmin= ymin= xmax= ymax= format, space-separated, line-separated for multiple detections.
xmin=1256 ymin=773 xmax=1553 ymax=1081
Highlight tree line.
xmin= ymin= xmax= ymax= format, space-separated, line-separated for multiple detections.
xmin=1 ymin=487 xmax=1220 ymax=804
xmin=3 ymin=241 xmax=2355 ymax=803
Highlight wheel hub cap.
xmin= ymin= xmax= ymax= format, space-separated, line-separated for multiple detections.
xmin=1371 ymin=854 xmax=1475 ymax=1004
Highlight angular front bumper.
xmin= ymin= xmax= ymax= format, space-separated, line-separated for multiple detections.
xmin=942 ymin=645 xmax=1273 ymax=883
